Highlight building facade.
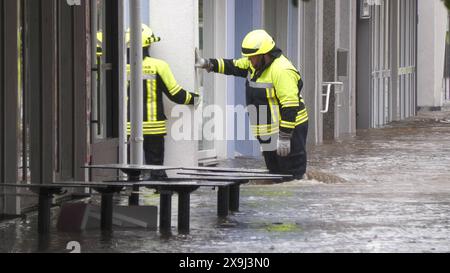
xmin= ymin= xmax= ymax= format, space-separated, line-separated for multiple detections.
xmin=1 ymin=0 xmax=448 ymax=216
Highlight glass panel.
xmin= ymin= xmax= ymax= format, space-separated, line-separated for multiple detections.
xmin=124 ymin=0 xmax=150 ymax=28
xmin=288 ymin=0 xmax=299 ymax=68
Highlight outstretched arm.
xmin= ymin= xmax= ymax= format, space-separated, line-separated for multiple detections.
xmin=208 ymin=58 xmax=250 ymax=78
xmin=196 ymin=49 xmax=250 ymax=78
xmin=158 ymin=61 xmax=196 ymax=105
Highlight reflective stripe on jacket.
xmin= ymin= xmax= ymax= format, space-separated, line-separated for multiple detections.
xmin=126 ymin=57 xmax=194 ymax=135
xmin=210 ymin=52 xmax=308 ymax=137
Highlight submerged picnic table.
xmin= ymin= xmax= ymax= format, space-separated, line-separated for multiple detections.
xmin=2 ymin=164 xmax=291 ymax=235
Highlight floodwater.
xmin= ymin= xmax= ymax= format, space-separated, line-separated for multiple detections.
xmin=1 ymin=110 xmax=450 ymax=253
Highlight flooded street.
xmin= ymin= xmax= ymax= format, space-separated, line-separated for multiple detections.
xmin=1 ymin=110 xmax=450 ymax=253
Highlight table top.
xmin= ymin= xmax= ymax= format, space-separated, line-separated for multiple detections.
xmin=83 ymin=164 xmax=180 ymax=171
xmin=83 ymin=164 xmax=290 ymax=179
xmin=177 ymin=171 xmax=291 ymax=178
xmin=1 ymin=180 xmax=236 ymax=188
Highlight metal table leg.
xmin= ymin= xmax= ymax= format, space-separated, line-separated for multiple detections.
xmin=101 ymin=192 xmax=114 ymax=231
xmin=129 ymin=185 xmax=140 ymax=206
xmin=38 ymin=189 xmax=53 ymax=234
xmin=95 ymin=186 xmax=123 ymax=232
xmin=128 ymin=173 xmax=142 ymax=206
xmin=177 ymin=191 xmax=191 ymax=234
xmin=229 ymin=184 xmax=240 ymax=212
xmin=217 ymin=186 xmax=230 ymax=218
xmin=159 ymin=190 xmax=173 ymax=235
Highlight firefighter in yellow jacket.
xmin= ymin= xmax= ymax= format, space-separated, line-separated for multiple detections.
xmin=196 ymin=29 xmax=308 ymax=180
xmin=127 ymin=25 xmax=199 ymax=179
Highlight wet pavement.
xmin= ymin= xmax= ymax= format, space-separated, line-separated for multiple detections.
xmin=1 ymin=110 xmax=450 ymax=253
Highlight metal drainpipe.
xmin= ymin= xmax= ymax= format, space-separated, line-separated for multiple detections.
xmin=129 ymin=0 xmax=143 ymax=166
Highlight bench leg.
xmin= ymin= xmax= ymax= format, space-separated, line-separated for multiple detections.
xmin=217 ymin=186 xmax=230 ymax=218
xmin=101 ymin=193 xmax=114 ymax=231
xmin=229 ymin=184 xmax=240 ymax=212
xmin=178 ymin=191 xmax=191 ymax=234
xmin=38 ymin=191 xmax=53 ymax=234
xmin=129 ymin=185 xmax=140 ymax=206
xmin=159 ymin=191 xmax=173 ymax=235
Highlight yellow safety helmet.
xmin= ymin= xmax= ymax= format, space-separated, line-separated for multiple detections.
xmin=241 ymin=29 xmax=275 ymax=57
xmin=126 ymin=24 xmax=161 ymax=48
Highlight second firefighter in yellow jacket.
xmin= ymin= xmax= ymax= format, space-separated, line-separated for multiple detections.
xmin=196 ymin=29 xmax=308 ymax=180
xmin=127 ymin=25 xmax=198 ymax=179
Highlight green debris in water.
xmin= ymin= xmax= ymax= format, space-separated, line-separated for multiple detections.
xmin=143 ymin=192 xmax=160 ymax=206
xmin=242 ymin=189 xmax=294 ymax=197
xmin=143 ymin=193 xmax=160 ymax=199
xmin=265 ymin=223 xmax=300 ymax=232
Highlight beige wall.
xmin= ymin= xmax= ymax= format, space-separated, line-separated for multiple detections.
xmin=149 ymin=0 xmax=199 ymax=166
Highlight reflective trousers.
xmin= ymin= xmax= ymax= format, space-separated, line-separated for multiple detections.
xmin=128 ymin=135 xmax=167 ymax=179
xmin=143 ymin=135 xmax=168 ymax=179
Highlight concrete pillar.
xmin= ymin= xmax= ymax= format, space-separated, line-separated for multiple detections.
xmin=322 ymin=0 xmax=336 ymax=141
xmin=335 ymin=0 xmax=357 ymax=139
xmin=299 ymin=0 xmax=324 ymax=144
xmin=149 ymin=0 xmax=198 ymax=166
xmin=417 ymin=0 xmax=448 ymax=109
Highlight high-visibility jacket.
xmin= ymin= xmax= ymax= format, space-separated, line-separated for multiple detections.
xmin=127 ymin=57 xmax=195 ymax=136
xmin=209 ymin=50 xmax=308 ymax=137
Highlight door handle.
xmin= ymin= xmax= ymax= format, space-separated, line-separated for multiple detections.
xmin=321 ymin=82 xmax=343 ymax=113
